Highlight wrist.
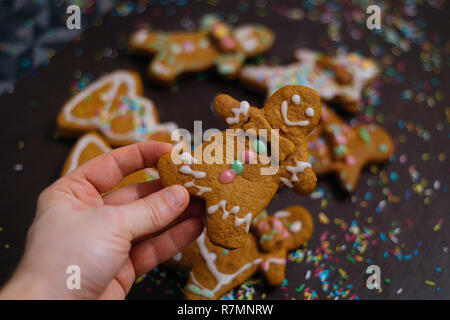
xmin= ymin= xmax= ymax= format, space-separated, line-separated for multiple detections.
xmin=0 ymin=263 xmax=73 ymax=300
xmin=0 ymin=269 xmax=50 ymax=299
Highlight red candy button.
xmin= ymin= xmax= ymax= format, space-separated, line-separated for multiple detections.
xmin=219 ymin=169 xmax=236 ymax=184
xmin=241 ymin=150 xmax=255 ymax=163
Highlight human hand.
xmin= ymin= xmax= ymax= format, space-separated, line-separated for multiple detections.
xmin=0 ymin=141 xmax=204 ymax=300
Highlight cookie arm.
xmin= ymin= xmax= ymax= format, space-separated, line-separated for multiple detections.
xmin=213 ymin=94 xmax=251 ymax=128
xmin=260 ymin=250 xmax=287 ymax=286
xmin=129 ymin=30 xmax=163 ymax=54
xmin=280 ymin=143 xmax=317 ymax=195
xmin=243 ymin=115 xmax=295 ymax=162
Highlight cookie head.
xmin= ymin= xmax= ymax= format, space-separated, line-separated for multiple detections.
xmin=232 ymin=25 xmax=274 ymax=56
xmin=263 ymin=85 xmax=321 ymax=137
xmin=253 ymin=205 xmax=313 ymax=253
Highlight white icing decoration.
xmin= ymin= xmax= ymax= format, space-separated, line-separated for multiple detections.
xmin=178 ymin=152 xmax=200 ymax=164
xmin=234 ymin=26 xmax=258 ymax=53
xmin=61 ymin=70 xmax=176 ymax=143
xmin=179 ymin=165 xmax=206 ymax=179
xmin=274 ymin=210 xmax=291 ymax=218
xmin=241 ymin=48 xmax=379 ymax=107
xmin=261 ymin=257 xmax=286 ymax=271
xmin=285 ymin=161 xmax=312 ymax=182
xmin=152 ymin=62 xmax=172 ymax=76
xmin=207 ymin=200 xmax=251 ymax=233
xmin=63 ymin=71 xmax=136 ymax=127
xmin=291 ymin=94 xmax=301 ymax=105
xmin=65 ymin=134 xmax=111 ymax=175
xmin=305 ymin=107 xmax=315 ymax=117
xmin=184 ymin=181 xmax=212 ymax=196
xmin=144 ymin=168 xmax=160 ymax=180
xmin=281 ymin=101 xmax=310 ymax=127
xmin=173 ymin=252 xmax=182 ymax=262
xmin=234 ymin=214 xmax=252 ymax=232
xmin=134 ymin=29 xmax=148 ymax=44
xmin=191 ymin=233 xmax=262 ymax=295
xmin=290 ymin=221 xmax=302 ymax=233
xmin=280 ymin=177 xmax=293 ymax=188
xmin=226 ymin=101 xmax=250 ymax=125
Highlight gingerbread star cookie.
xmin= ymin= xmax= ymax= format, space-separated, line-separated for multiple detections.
xmin=57 ymin=70 xmax=177 ymax=146
xmin=157 ymin=85 xmax=321 ymax=249
xmin=166 ymin=205 xmax=313 ymax=300
xmin=129 ymin=14 xmax=274 ymax=84
xmin=240 ymin=48 xmax=379 ymax=112
xmin=307 ymin=105 xmax=394 ymax=192
xmin=61 ymin=131 xmax=159 ymax=192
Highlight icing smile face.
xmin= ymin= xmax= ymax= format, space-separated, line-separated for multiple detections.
xmin=280 ymin=94 xmax=315 ymax=127
xmin=262 ymin=85 xmax=321 ymax=138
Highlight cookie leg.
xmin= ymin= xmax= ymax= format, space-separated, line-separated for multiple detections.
xmin=215 ymin=53 xmax=246 ymax=79
xmin=260 ymin=251 xmax=287 ymax=286
xmin=148 ymin=53 xmax=181 ymax=84
xmin=334 ymin=161 xmax=363 ymax=192
xmin=184 ymin=278 xmax=216 ymax=300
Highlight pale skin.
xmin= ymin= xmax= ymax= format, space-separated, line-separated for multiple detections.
xmin=0 ymin=141 xmax=204 ymax=299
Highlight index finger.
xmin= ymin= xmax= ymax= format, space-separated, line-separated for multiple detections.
xmin=67 ymin=140 xmax=172 ymax=194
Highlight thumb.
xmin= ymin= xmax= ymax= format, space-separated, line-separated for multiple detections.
xmin=116 ymin=185 xmax=190 ymax=240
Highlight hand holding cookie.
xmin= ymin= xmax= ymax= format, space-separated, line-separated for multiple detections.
xmin=0 ymin=141 xmax=203 ymax=299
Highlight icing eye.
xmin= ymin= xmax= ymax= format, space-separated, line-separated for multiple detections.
xmin=291 ymin=94 xmax=301 ymax=105
xmin=305 ymin=107 xmax=315 ymax=117
xmin=290 ymin=221 xmax=302 ymax=233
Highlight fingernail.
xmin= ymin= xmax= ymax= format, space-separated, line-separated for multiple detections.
xmin=163 ymin=185 xmax=188 ymax=210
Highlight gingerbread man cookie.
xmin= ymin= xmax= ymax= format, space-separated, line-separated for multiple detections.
xmin=129 ymin=15 xmax=274 ymax=84
xmin=307 ymin=106 xmax=394 ymax=192
xmin=166 ymin=205 xmax=313 ymax=300
xmin=240 ymin=48 xmax=379 ymax=112
xmin=61 ymin=131 xmax=159 ymax=192
xmin=157 ymin=85 xmax=321 ymax=249
xmin=57 ymin=70 xmax=177 ymax=146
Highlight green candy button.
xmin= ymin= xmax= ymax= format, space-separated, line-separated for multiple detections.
xmin=230 ymin=160 xmax=243 ymax=175
xmin=253 ymin=139 xmax=267 ymax=154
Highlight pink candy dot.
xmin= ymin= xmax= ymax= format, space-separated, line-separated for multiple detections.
xmin=219 ymin=169 xmax=236 ymax=184
xmin=346 ymin=155 xmax=356 ymax=165
xmin=241 ymin=150 xmax=255 ymax=163
xmin=335 ymin=134 xmax=348 ymax=144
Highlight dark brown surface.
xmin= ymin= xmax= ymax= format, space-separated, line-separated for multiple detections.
xmin=0 ymin=1 xmax=448 ymax=300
